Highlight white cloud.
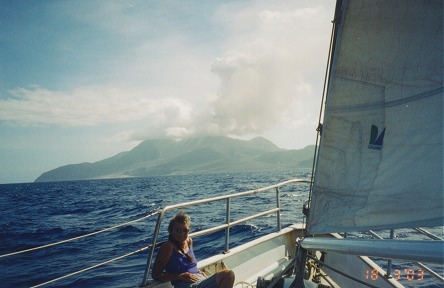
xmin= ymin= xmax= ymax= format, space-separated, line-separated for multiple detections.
xmin=1 ymin=86 xmax=194 ymax=127
xmin=1 ymin=0 xmax=334 ymax=146
xmin=204 ymin=4 xmax=331 ymax=137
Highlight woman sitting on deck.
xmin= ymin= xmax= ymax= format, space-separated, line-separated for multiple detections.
xmin=152 ymin=211 xmax=235 ymax=288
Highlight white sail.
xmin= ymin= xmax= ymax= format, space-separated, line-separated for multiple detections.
xmin=308 ymin=0 xmax=443 ymax=234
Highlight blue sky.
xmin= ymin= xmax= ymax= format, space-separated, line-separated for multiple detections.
xmin=0 ymin=0 xmax=335 ymax=184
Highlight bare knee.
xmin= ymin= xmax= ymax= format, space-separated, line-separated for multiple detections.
xmin=216 ymin=269 xmax=235 ymax=287
xmin=223 ymin=269 xmax=235 ymax=281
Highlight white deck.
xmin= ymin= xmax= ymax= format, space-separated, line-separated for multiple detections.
xmin=147 ymin=224 xmax=304 ymax=287
xmin=146 ymin=224 xmax=404 ymax=288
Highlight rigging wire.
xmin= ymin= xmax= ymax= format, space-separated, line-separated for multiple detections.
xmin=0 ymin=211 xmax=159 ymax=259
xmin=31 ymin=245 xmax=151 ymax=288
xmin=306 ymin=0 xmax=340 ymax=228
xmin=306 ymin=254 xmax=381 ymax=288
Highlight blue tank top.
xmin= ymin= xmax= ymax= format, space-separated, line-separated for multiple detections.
xmin=165 ymin=244 xmax=199 ymax=285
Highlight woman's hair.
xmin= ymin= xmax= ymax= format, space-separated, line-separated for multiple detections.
xmin=168 ymin=211 xmax=191 ymax=233
xmin=168 ymin=211 xmax=193 ymax=262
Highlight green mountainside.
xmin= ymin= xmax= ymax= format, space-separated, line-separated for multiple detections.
xmin=35 ymin=136 xmax=314 ymax=182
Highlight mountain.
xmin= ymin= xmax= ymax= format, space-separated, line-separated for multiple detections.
xmin=34 ymin=136 xmax=314 ymax=182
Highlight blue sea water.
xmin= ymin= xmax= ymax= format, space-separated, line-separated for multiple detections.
xmin=0 ymin=169 xmax=442 ymax=288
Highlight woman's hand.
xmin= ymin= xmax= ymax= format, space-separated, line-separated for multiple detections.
xmin=179 ymin=272 xmax=200 ymax=283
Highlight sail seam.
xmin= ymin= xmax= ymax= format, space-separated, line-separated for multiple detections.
xmin=385 ymin=86 xmax=443 ymax=108
xmin=328 ymin=86 xmax=443 ymax=113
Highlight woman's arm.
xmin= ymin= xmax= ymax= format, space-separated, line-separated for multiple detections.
xmin=152 ymin=241 xmax=177 ymax=282
xmin=152 ymin=240 xmax=201 ymax=283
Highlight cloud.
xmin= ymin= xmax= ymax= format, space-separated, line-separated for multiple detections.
xmin=0 ymin=86 xmax=194 ymax=128
xmin=205 ymin=5 xmax=328 ymax=136
xmin=0 ymin=1 xmax=334 ymax=146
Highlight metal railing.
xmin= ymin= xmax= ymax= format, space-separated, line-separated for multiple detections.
xmin=0 ymin=178 xmax=309 ymax=287
xmin=141 ymin=178 xmax=311 ymax=286
xmin=301 ymin=232 xmax=444 ymax=288
xmin=368 ymin=228 xmax=444 ymax=283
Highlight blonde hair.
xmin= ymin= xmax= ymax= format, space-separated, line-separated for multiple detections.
xmin=168 ymin=211 xmax=193 ymax=262
xmin=168 ymin=211 xmax=191 ymax=233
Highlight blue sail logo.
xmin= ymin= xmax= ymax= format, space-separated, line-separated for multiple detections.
xmin=368 ymin=125 xmax=386 ymax=150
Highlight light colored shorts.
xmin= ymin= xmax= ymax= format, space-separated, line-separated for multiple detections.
xmin=173 ymin=273 xmax=217 ymax=288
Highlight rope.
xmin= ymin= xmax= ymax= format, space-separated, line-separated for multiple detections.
xmin=0 ymin=210 xmax=159 ymax=259
xmin=31 ymin=245 xmax=150 ymax=288
xmin=306 ymin=254 xmax=381 ymax=288
xmin=235 ymin=281 xmax=255 ymax=288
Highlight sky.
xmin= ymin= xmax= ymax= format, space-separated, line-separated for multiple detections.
xmin=0 ymin=0 xmax=336 ymax=184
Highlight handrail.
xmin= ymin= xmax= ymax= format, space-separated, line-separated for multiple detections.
xmin=1 ymin=178 xmax=310 ymax=287
xmin=369 ymin=229 xmax=444 ymax=283
xmin=413 ymin=227 xmax=443 ymax=241
xmin=141 ymin=178 xmax=311 ymax=286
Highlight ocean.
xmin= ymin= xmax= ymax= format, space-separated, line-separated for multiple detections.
xmin=0 ymin=169 xmax=442 ymax=288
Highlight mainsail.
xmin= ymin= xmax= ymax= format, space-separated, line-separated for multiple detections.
xmin=308 ymin=0 xmax=443 ymax=234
